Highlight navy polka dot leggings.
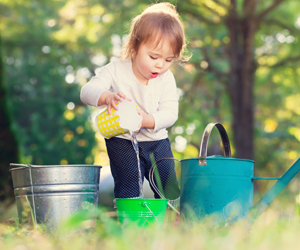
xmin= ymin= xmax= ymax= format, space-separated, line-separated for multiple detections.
xmin=105 ymin=137 xmax=180 ymax=202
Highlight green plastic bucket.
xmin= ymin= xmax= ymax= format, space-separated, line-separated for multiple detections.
xmin=116 ymin=198 xmax=169 ymax=227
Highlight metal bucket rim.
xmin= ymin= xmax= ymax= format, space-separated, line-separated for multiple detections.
xmin=181 ymin=156 xmax=254 ymax=163
xmin=115 ymin=198 xmax=169 ymax=201
xmin=9 ymin=164 xmax=102 ymax=171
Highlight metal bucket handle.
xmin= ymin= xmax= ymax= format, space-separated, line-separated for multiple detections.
xmin=10 ymin=163 xmax=32 ymax=169
xmin=199 ymin=122 xmax=231 ymax=165
xmin=10 ymin=163 xmax=37 ymax=228
xmin=149 ymin=157 xmax=181 ymax=215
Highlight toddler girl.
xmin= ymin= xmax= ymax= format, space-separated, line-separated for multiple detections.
xmin=80 ymin=2 xmax=189 ymax=207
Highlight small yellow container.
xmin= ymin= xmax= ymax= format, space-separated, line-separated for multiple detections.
xmin=95 ymin=100 xmax=142 ymax=139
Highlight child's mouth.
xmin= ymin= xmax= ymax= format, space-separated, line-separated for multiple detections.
xmin=151 ymin=72 xmax=159 ymax=78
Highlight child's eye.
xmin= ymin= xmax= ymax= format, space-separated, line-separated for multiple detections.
xmin=166 ymin=59 xmax=173 ymax=63
xmin=150 ymin=56 xmax=157 ymax=60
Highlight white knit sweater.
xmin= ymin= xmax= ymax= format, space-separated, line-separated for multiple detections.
xmin=80 ymin=58 xmax=178 ymax=141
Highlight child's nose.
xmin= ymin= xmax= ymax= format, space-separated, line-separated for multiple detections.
xmin=155 ymin=60 xmax=164 ymax=69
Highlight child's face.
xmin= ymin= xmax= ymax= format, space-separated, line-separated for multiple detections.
xmin=132 ymin=39 xmax=175 ymax=85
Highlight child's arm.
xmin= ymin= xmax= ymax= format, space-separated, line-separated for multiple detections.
xmin=80 ymin=67 xmax=113 ymax=108
xmin=146 ymin=71 xmax=178 ymax=132
xmin=80 ymin=64 xmax=130 ymax=114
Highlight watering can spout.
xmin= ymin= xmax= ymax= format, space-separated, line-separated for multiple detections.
xmin=250 ymin=158 xmax=300 ymax=220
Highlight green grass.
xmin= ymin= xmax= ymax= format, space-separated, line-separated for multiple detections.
xmin=0 ymin=202 xmax=300 ymax=250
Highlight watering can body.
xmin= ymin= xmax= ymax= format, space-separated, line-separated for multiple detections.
xmin=180 ymin=156 xmax=254 ymax=222
xmin=180 ymin=123 xmax=300 ymax=223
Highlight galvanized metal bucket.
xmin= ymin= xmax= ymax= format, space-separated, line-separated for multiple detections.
xmin=10 ymin=164 xmax=102 ymax=230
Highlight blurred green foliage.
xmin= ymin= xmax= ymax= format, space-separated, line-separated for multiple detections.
xmin=0 ymin=0 xmax=300 ymax=202
xmin=0 ymin=206 xmax=300 ymax=250
xmin=0 ymin=34 xmax=19 ymax=201
xmin=0 ymin=0 xmax=99 ymax=200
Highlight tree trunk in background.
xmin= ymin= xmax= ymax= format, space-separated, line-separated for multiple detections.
xmin=176 ymin=0 xmax=260 ymax=160
xmin=225 ymin=2 xmax=257 ymax=160
xmin=0 ymin=34 xmax=19 ymax=201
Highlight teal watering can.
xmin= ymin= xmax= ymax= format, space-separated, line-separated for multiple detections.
xmin=180 ymin=123 xmax=300 ymax=222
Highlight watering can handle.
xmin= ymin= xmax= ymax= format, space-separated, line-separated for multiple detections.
xmin=199 ymin=123 xmax=231 ymax=165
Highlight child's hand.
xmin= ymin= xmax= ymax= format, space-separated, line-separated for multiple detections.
xmin=133 ymin=109 xmax=144 ymax=133
xmin=134 ymin=121 xmax=142 ymax=133
xmin=101 ymin=92 xmax=131 ymax=115
xmin=136 ymin=108 xmax=147 ymax=131
xmin=136 ymin=108 xmax=155 ymax=130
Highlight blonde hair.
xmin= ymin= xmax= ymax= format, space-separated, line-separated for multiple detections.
xmin=120 ymin=2 xmax=190 ymax=62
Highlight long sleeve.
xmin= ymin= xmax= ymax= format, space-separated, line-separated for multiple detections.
xmin=148 ymin=72 xmax=178 ymax=132
xmin=80 ymin=67 xmax=113 ymax=108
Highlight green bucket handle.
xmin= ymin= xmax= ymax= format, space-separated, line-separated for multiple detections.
xmin=199 ymin=122 xmax=232 ymax=165
xmin=140 ymin=201 xmax=159 ymax=223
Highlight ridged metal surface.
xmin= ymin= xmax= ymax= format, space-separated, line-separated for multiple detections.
xmin=10 ymin=164 xmax=101 ymax=230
